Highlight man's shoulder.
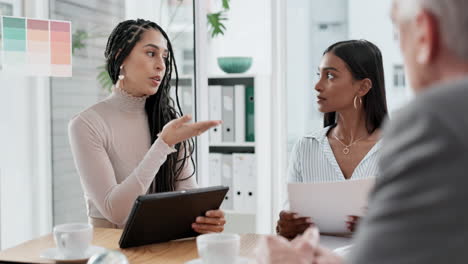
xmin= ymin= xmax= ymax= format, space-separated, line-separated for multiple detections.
xmin=413 ymin=78 xmax=468 ymax=114
xmin=381 ymin=78 xmax=468 ymax=162
xmin=392 ymin=78 xmax=468 ymax=131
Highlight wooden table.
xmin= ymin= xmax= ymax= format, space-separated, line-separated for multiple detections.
xmin=0 ymin=229 xmax=352 ymax=264
xmin=0 ymin=228 xmax=263 ymax=264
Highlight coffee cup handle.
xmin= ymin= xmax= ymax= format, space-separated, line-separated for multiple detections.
xmin=59 ymin=233 xmax=70 ymax=249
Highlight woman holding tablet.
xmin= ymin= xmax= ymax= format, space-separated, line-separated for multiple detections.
xmin=69 ymin=19 xmax=225 ymax=233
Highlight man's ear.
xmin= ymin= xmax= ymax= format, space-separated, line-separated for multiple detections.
xmin=358 ymin=78 xmax=372 ymax=96
xmin=415 ymin=10 xmax=439 ymax=64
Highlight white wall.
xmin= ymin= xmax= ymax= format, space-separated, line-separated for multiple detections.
xmin=348 ymin=0 xmax=412 ymax=112
xmin=286 ymin=0 xmax=348 ymax=145
xmin=286 ymin=0 xmax=311 ymax=143
xmin=0 ymin=0 xmax=52 ymax=249
xmin=125 ymin=0 xmax=162 ymax=23
xmin=206 ymin=0 xmax=272 ymax=76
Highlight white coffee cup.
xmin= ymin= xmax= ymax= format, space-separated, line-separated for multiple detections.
xmin=53 ymin=223 xmax=93 ymax=258
xmin=196 ymin=233 xmax=240 ymax=264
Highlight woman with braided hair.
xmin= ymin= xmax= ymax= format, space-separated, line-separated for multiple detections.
xmin=68 ymin=19 xmax=225 ymax=233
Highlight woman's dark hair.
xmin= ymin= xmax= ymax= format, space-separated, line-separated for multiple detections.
xmin=323 ymin=39 xmax=388 ymax=134
xmin=104 ymin=19 xmax=195 ymax=193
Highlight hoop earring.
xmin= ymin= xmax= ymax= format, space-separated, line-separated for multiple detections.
xmin=354 ymin=96 xmax=362 ymax=109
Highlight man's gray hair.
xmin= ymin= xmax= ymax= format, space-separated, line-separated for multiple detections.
xmin=399 ymin=0 xmax=468 ymax=60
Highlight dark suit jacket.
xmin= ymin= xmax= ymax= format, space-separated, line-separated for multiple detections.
xmin=349 ymin=77 xmax=468 ymax=264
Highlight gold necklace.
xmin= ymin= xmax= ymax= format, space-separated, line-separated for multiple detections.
xmin=333 ymin=134 xmax=366 ymax=155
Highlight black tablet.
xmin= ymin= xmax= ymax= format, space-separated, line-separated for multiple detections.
xmin=119 ymin=185 xmax=229 ymax=248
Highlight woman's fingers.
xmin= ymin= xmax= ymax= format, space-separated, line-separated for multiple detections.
xmin=278 ymin=222 xmax=313 ymax=239
xmin=191 ymin=209 xmax=226 ymax=233
xmin=279 ymin=210 xmax=298 ymax=220
xmin=174 ymin=114 xmax=192 ymax=126
xmin=277 ymin=210 xmax=314 ymax=238
xmin=346 ymin=222 xmax=355 ymax=232
xmin=206 ymin=209 xmax=225 ymax=218
xmin=346 ymin=215 xmax=360 ymax=232
xmin=179 ymin=120 xmax=221 ymax=138
xmin=192 ymin=223 xmax=224 ymax=233
xmin=278 ymin=217 xmax=312 ymax=228
xmin=190 ymin=120 xmax=222 ymax=134
xmin=292 ymin=217 xmax=313 ymax=226
xmin=195 ymin=216 xmax=226 ymax=226
xmin=160 ymin=118 xmax=221 ymax=145
xmin=280 ymin=223 xmax=314 ymax=240
xmin=296 ymin=223 xmax=314 ymax=234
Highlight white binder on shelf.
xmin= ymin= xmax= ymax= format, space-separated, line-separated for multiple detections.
xmin=221 ymin=86 xmax=235 ymax=142
xmin=243 ymin=154 xmax=257 ymax=214
xmin=234 ymin=84 xmax=246 ymax=143
xmin=208 ymin=85 xmax=222 ymax=144
xmin=220 ymin=154 xmax=234 ymax=210
xmin=232 ymin=153 xmax=256 ymax=214
xmin=232 ymin=154 xmax=244 ymax=212
xmin=208 ymin=153 xmax=222 ymax=187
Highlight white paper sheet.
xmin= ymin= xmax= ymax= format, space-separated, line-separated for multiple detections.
xmin=288 ymin=177 xmax=376 ymax=234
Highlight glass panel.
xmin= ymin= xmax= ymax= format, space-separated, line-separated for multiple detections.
xmin=158 ymin=0 xmax=195 ymax=117
xmin=49 ymin=0 xmax=195 ymax=225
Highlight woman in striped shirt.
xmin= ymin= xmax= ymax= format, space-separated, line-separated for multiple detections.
xmin=277 ymin=40 xmax=388 ymax=238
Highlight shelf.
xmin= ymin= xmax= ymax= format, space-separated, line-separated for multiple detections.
xmin=209 ymin=145 xmax=255 ymax=154
xmin=198 ymin=74 xmax=273 ymax=234
xmin=208 ymin=76 xmax=254 ymax=86
xmin=210 ymin=142 xmax=255 ymax=147
xmin=208 ymin=74 xmax=256 ymax=79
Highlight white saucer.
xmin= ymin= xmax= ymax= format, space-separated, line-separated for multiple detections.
xmin=185 ymin=256 xmax=252 ymax=264
xmin=40 ymin=245 xmax=106 ymax=262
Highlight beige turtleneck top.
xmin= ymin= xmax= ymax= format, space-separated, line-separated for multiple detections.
xmin=68 ymin=87 xmax=197 ymax=228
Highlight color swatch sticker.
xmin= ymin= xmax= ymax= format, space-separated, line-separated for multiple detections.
xmin=28 ymin=19 xmax=50 ymax=76
xmin=2 ymin=16 xmax=26 ymax=72
xmin=50 ymin=20 xmax=71 ymax=77
xmin=0 ymin=16 xmax=72 ymax=77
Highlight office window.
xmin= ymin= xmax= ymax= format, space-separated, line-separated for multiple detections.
xmin=393 ymin=64 xmax=406 ymax=88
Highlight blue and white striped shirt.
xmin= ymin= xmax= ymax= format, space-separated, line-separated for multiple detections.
xmin=288 ymin=126 xmax=381 ymax=183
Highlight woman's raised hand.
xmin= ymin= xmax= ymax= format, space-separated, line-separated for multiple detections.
xmin=159 ymin=115 xmax=222 ymax=146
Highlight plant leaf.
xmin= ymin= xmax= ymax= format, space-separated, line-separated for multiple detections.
xmin=72 ymin=29 xmax=89 ymax=55
xmin=207 ymin=11 xmax=228 ymax=38
xmin=96 ymin=64 xmax=113 ymax=93
xmin=222 ymin=0 xmax=230 ymax=10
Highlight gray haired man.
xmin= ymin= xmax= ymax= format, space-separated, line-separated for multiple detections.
xmin=349 ymin=1 xmax=468 ymax=263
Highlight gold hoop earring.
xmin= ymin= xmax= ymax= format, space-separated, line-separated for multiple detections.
xmin=354 ymin=96 xmax=362 ymax=109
